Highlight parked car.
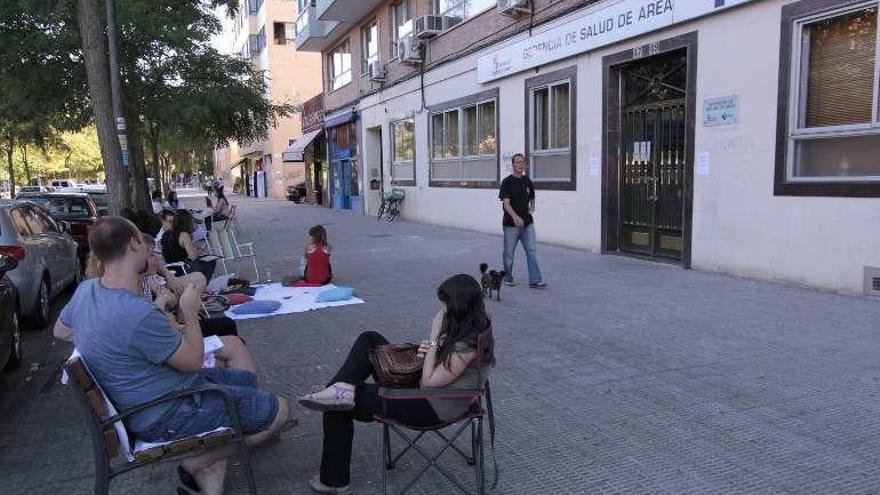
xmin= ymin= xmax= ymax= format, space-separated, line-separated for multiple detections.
xmin=286 ymin=183 xmax=307 ymax=203
xmin=0 ymin=203 xmax=79 ymax=328
xmin=0 ymin=254 xmax=21 ymax=371
xmin=15 ymin=192 xmax=101 ymax=263
xmin=16 ymin=185 xmax=51 ymax=195
xmin=84 ymin=190 xmax=108 ymax=216
xmin=51 ymin=179 xmax=78 ymax=191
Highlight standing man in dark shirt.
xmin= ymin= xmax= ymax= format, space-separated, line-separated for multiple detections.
xmin=499 ymin=153 xmax=546 ymax=288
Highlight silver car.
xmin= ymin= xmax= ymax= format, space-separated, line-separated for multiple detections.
xmin=0 ymin=203 xmax=79 ymax=328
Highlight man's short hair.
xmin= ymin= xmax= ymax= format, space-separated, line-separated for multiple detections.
xmin=159 ymin=208 xmax=174 ymax=220
xmin=511 ymin=153 xmax=526 ymax=164
xmin=89 ymin=217 xmax=140 ymax=263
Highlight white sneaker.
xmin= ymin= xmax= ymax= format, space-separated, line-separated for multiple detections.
xmin=309 ymin=475 xmax=352 ymax=494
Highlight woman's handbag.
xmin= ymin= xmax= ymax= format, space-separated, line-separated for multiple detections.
xmin=369 ymin=343 xmax=423 ymax=388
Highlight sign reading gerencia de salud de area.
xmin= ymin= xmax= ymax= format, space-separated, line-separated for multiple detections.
xmin=477 ymin=0 xmax=759 ymax=83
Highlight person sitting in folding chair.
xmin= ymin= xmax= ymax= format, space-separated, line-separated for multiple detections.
xmin=299 ymin=274 xmax=495 ymax=494
xmin=162 ymin=209 xmax=217 ymax=281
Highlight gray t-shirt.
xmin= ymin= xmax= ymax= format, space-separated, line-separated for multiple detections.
xmin=60 ymin=279 xmax=197 ymax=434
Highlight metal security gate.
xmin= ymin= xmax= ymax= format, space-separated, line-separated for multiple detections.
xmin=618 ymin=52 xmax=687 ymax=260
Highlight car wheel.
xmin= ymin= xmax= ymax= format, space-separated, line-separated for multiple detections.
xmin=3 ymin=309 xmax=22 ymax=371
xmin=26 ymin=276 xmax=50 ymax=330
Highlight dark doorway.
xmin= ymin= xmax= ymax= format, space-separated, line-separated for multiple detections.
xmin=619 ymin=51 xmax=687 ymax=259
xmin=602 ymin=33 xmax=697 ymax=267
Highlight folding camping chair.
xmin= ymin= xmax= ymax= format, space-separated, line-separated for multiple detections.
xmin=209 ymin=227 xmax=259 ymax=282
xmin=375 ymin=329 xmax=497 ymax=495
xmin=64 ymin=354 xmax=257 ymax=495
xmin=221 ymin=204 xmax=239 ymax=233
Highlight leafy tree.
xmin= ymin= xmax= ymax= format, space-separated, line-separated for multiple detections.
xmin=1 ymin=0 xmax=290 ymax=209
xmin=0 ymin=0 xmax=89 ymax=196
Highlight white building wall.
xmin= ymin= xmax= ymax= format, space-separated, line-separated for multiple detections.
xmin=357 ymin=0 xmax=880 ymax=294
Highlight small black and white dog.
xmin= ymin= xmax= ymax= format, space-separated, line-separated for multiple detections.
xmin=479 ymin=263 xmax=506 ymax=301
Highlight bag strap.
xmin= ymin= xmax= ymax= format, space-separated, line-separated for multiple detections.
xmin=485 ymin=381 xmax=499 ymax=490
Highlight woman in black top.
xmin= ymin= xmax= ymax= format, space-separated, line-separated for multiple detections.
xmin=162 ymin=210 xmax=216 ymax=280
xmin=298 ymin=274 xmax=495 ymax=493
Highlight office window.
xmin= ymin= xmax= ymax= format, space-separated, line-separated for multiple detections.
xmin=248 ymin=0 xmax=263 ymax=15
xmin=329 ymin=40 xmax=352 ymax=91
xmin=391 ymin=119 xmax=415 ymax=182
xmin=391 ymin=0 xmax=412 ymax=58
xmin=432 ymin=0 xmax=495 ymax=29
xmin=430 ymin=92 xmax=498 ymax=184
xmin=783 ymin=2 xmax=880 ymax=182
xmin=525 ymin=66 xmax=576 ymax=188
xmin=530 ymin=80 xmax=572 ymax=181
xmin=362 ymin=20 xmax=379 ymax=72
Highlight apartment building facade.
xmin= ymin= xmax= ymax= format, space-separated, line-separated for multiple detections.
xmin=214 ymin=0 xmax=323 ymax=200
xmin=296 ymin=0 xmax=880 ymax=295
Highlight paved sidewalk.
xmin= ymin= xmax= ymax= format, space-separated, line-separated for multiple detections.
xmin=2 ymin=195 xmax=880 ymax=494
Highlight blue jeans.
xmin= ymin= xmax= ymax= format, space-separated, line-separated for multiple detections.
xmin=138 ymin=368 xmax=279 ymax=443
xmin=503 ymin=224 xmax=543 ymax=285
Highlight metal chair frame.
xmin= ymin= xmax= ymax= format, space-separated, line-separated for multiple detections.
xmin=375 ymin=329 xmax=496 ymax=495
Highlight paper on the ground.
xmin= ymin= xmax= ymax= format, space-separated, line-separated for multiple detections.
xmin=224 ymin=283 xmax=364 ymax=321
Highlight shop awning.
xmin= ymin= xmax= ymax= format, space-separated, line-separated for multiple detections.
xmin=229 ymin=158 xmax=247 ymax=170
xmin=282 ymin=129 xmax=322 ymax=162
xmin=324 ymin=108 xmax=358 ymax=128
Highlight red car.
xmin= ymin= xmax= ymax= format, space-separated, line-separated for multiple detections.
xmin=15 ymin=192 xmax=100 ymax=263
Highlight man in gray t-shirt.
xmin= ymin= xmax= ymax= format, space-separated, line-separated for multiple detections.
xmin=59 ymin=278 xmax=197 ymax=432
xmin=55 ymin=217 xmax=292 ymax=495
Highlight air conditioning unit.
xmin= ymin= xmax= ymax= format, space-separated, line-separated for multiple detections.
xmin=497 ymin=0 xmax=530 ymax=17
xmin=368 ymin=60 xmax=386 ymax=82
xmin=398 ymin=35 xmax=423 ymax=65
xmin=414 ymin=15 xmax=443 ymax=39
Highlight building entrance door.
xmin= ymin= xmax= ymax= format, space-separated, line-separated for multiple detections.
xmin=618 ymin=51 xmax=688 ymax=260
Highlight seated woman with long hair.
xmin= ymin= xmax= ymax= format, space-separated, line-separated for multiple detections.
xmin=298 ymin=274 xmax=495 ymax=494
xmin=161 ymin=209 xmax=216 ymax=280
xmin=212 ymin=187 xmax=230 ymax=221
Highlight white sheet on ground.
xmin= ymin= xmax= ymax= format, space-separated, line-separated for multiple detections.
xmin=224 ymin=283 xmax=364 ymax=320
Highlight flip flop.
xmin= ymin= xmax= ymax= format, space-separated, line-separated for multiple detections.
xmin=298 ymin=384 xmax=355 ymax=412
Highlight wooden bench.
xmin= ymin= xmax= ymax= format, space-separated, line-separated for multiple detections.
xmin=64 ymin=356 xmax=257 ymax=494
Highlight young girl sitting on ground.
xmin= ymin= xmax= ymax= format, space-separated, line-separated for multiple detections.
xmin=291 ymin=225 xmax=333 ymax=287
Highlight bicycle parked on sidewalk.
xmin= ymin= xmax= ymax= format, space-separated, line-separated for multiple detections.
xmin=377 ymin=188 xmax=405 ymax=222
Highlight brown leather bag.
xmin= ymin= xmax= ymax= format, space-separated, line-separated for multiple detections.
xmin=369 ymin=343 xmax=423 ymax=388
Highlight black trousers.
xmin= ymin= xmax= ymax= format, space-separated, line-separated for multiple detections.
xmin=199 ymin=316 xmax=238 ymax=338
xmin=321 ymin=331 xmax=439 ymax=488
xmin=186 ymin=259 xmax=216 ymax=281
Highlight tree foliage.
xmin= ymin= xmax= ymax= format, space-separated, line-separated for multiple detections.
xmin=0 ymin=0 xmax=292 ymax=201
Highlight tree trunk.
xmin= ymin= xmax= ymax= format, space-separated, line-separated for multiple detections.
xmin=75 ymin=0 xmax=127 ymax=215
xmin=149 ymin=124 xmax=162 ymax=196
xmin=126 ymin=117 xmax=150 ymax=211
xmin=18 ymin=143 xmax=31 ymax=184
xmin=5 ymin=136 xmax=15 ymax=198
